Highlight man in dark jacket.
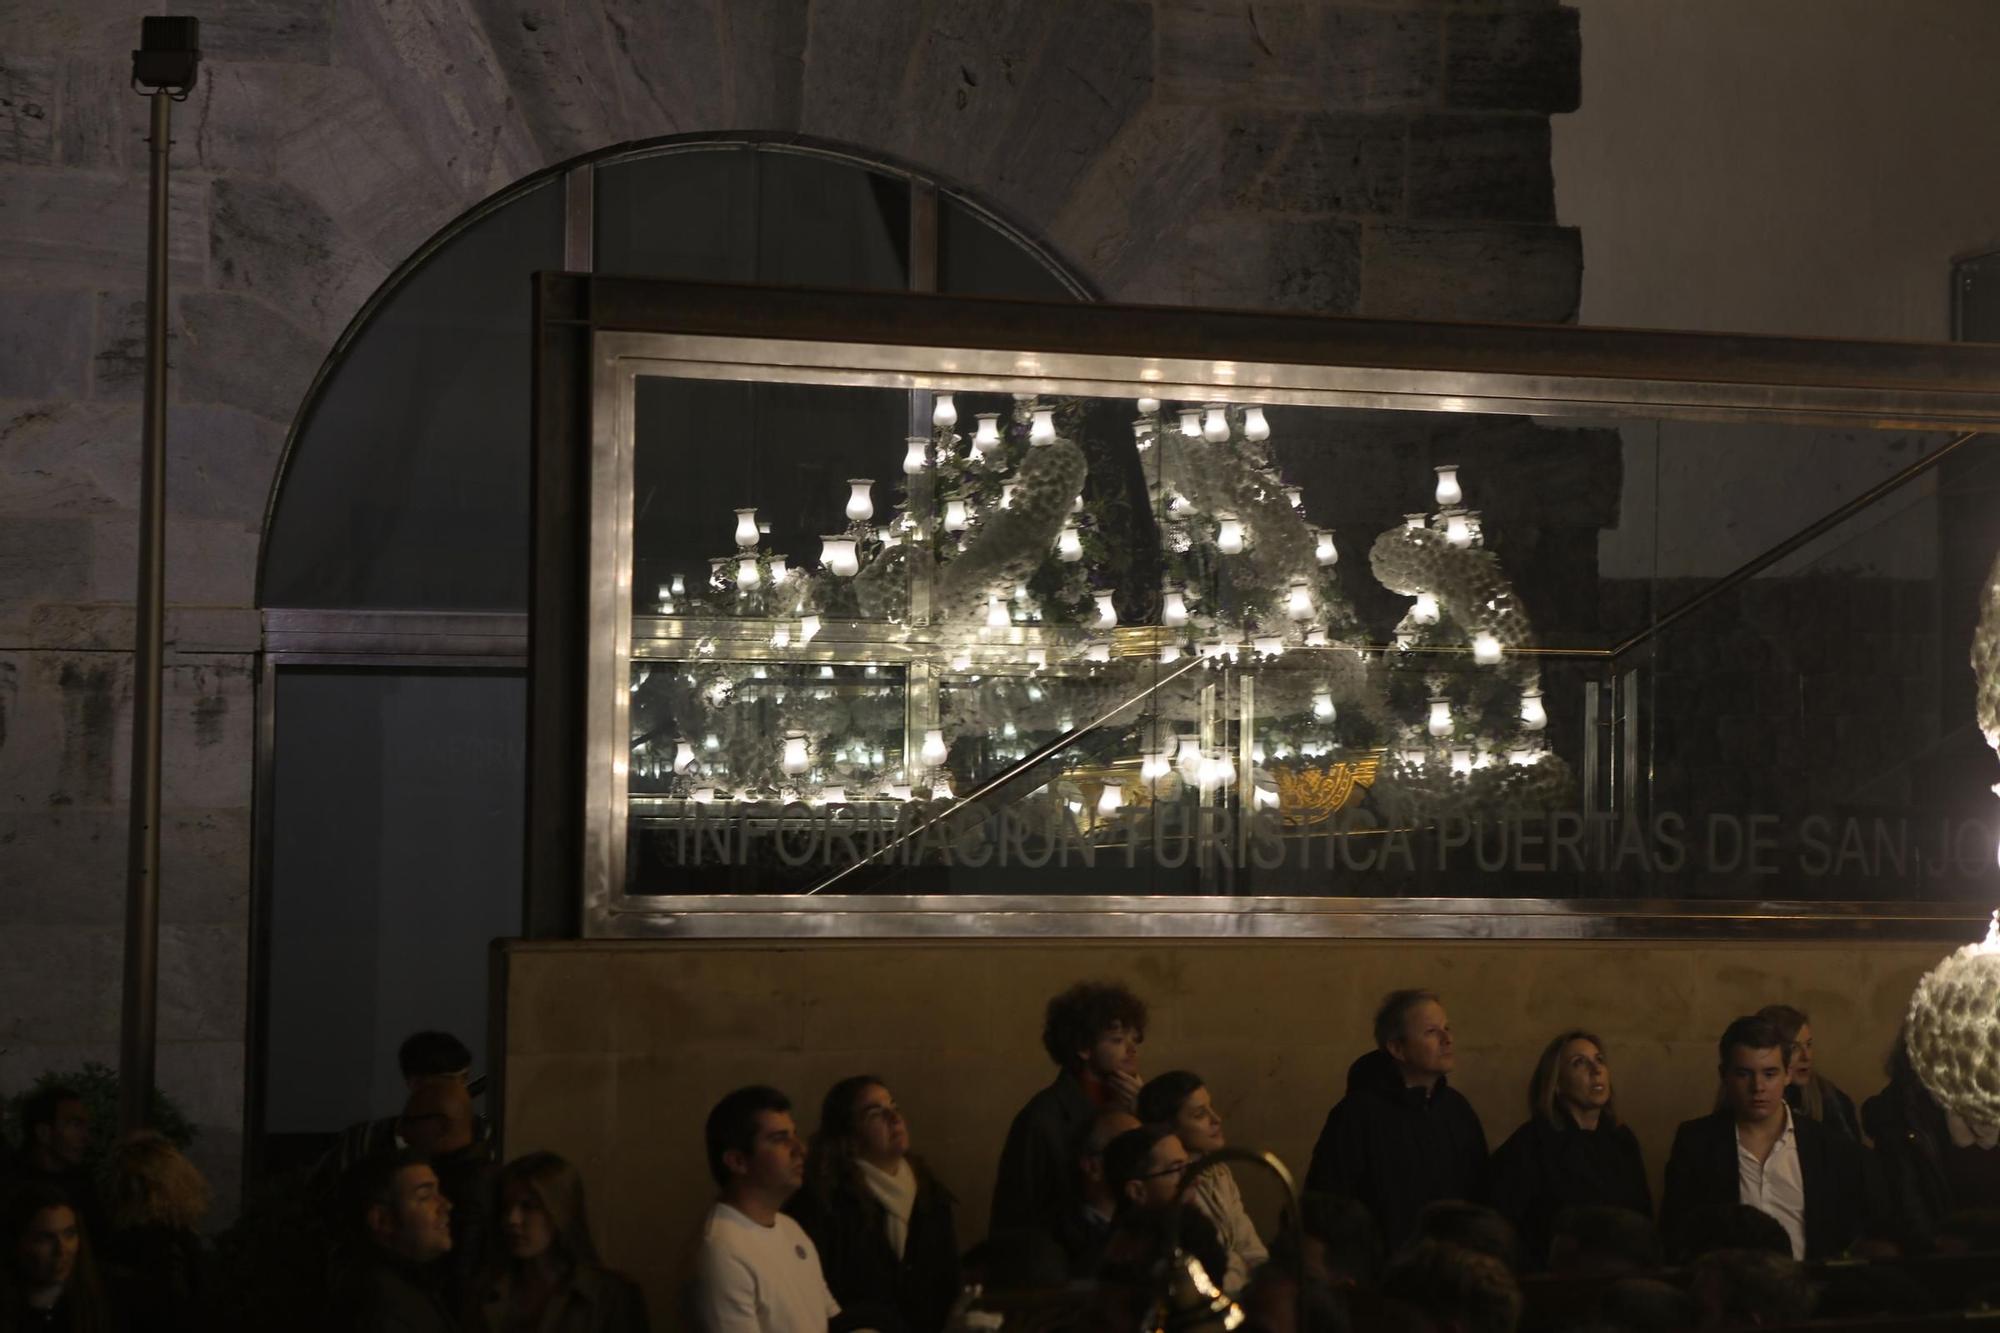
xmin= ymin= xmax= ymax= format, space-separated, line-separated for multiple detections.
xmin=337 ymin=1149 xmax=462 ymax=1332
xmin=1660 ymin=1015 xmax=1866 ymax=1262
xmin=1305 ymin=989 xmax=1488 ymax=1251
xmin=989 ymin=980 xmax=1147 ymax=1236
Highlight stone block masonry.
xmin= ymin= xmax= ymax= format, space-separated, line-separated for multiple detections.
xmin=0 ymin=0 xmax=1585 ymax=1216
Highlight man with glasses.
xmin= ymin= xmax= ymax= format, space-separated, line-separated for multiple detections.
xmin=696 ymin=1086 xmax=841 ymax=1333
xmin=1104 ymin=1125 xmax=1191 ymax=1212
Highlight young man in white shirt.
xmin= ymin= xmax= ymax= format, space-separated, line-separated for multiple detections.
xmin=1661 ymin=1015 xmax=1866 ymax=1261
xmin=695 ymin=1086 xmax=842 ymax=1333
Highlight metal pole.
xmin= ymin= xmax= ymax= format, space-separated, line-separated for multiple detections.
xmin=119 ymin=88 xmax=171 ymax=1136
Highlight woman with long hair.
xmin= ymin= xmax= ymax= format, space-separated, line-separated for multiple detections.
xmin=789 ymin=1075 xmax=960 ymax=1333
xmin=1486 ymin=1031 xmax=1652 ymax=1270
xmin=96 ymin=1133 xmax=210 ymax=1333
xmin=1756 ymin=1004 xmax=1864 ymax=1146
xmin=1134 ymin=1071 xmax=1266 ymax=1294
xmin=0 ymin=1182 xmax=113 ymax=1333
xmin=479 ymin=1152 xmax=647 ymax=1333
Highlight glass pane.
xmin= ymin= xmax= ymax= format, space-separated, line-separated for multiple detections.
xmin=939 ymin=196 xmax=1081 ymax=301
xmin=756 ymin=151 xmax=909 ymax=289
xmin=264 ymin=669 xmax=524 ymax=1155
xmin=616 ymin=377 xmax=1980 ymax=902
xmin=594 ymin=148 xmax=755 ymax=281
xmin=261 ymin=181 xmax=563 ymax=609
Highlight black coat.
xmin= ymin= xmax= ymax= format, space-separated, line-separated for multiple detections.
xmin=1860 ymin=1077 xmax=1955 ymax=1253
xmin=1658 ymin=1110 xmax=1865 ymax=1261
xmin=789 ymin=1163 xmax=961 ymax=1333
xmin=989 ymin=1073 xmax=1094 ymax=1235
xmin=1486 ymin=1112 xmax=1652 ymax=1270
xmin=99 ymin=1224 xmax=208 ymax=1333
xmin=1304 ymin=1050 xmax=1489 ymax=1252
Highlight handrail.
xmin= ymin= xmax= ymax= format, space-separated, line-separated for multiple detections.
xmin=1608 ymin=430 xmax=1985 ymax=661
xmin=805 ymin=653 xmax=1211 ymax=894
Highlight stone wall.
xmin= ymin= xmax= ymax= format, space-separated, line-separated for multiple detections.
xmin=0 ymin=0 xmax=1582 ymax=1206
xmin=502 ymin=936 xmax=1943 ymax=1324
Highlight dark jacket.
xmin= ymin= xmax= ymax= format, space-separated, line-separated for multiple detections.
xmin=1304 ymin=1050 xmax=1489 ymax=1252
xmin=339 ymin=1251 xmax=464 ymax=1333
xmin=98 ymin=1224 xmax=208 ymax=1333
xmin=1860 ymin=1075 xmax=1956 ymax=1253
xmin=790 ymin=1160 xmax=961 ymax=1333
xmin=478 ymin=1265 xmax=648 ymax=1333
xmin=990 ymin=1073 xmax=1094 ymax=1235
xmin=1486 ymin=1111 xmax=1652 ymax=1270
xmin=1659 ymin=1109 xmax=1865 ymax=1261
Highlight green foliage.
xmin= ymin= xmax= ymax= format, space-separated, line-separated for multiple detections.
xmin=3 ymin=1061 xmax=198 ymax=1161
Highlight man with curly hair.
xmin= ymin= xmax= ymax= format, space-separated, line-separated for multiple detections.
xmin=989 ymin=980 xmax=1147 ymax=1236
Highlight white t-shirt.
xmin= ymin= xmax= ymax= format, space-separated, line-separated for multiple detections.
xmin=1736 ymin=1105 xmax=1807 ymax=1260
xmin=694 ymin=1202 xmax=841 ymax=1333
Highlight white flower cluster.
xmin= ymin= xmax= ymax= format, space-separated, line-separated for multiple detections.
xmin=934 ymin=437 xmax=1089 ymax=624
xmin=1905 ymin=914 xmax=2000 ymax=1124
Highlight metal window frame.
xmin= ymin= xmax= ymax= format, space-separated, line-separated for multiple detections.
xmin=542 ymin=274 xmax=2000 ymax=942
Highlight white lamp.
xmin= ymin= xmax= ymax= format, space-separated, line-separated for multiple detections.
xmin=1178 ymin=408 xmax=1201 ymax=438
xmin=1097 ymin=785 xmax=1124 ymax=817
xmin=1243 ymin=406 xmax=1270 ymax=441
xmin=1132 ymin=419 xmax=1153 ymax=451
xmin=902 ymin=436 xmax=928 ymax=475
xmin=1058 ymin=525 xmax=1083 ymax=561
xmin=943 ymin=500 xmax=970 ymax=533
xmin=736 ymin=555 xmax=760 ymax=589
xmin=1030 ymin=407 xmax=1056 ymax=446
xmin=799 ymin=613 xmax=821 ymax=645
xmin=1162 ymin=586 xmax=1189 ymax=627
xmin=670 ymin=574 xmax=686 ymax=598
xmin=932 ymin=393 xmax=956 ymax=428
xmin=1255 ymin=634 xmax=1283 ymax=658
xmin=1444 ymin=511 xmax=1472 ymax=548
xmin=1428 ymin=697 xmax=1453 ymax=738
xmin=1000 ymin=482 xmax=1018 ymax=510
xmin=1412 ymin=591 xmax=1440 ymax=625
xmin=1137 ymin=396 xmax=1160 ymax=416
xmin=1520 ymin=687 xmax=1547 ymax=731
xmin=1287 ymin=582 xmax=1313 ymax=621
xmin=733 ymin=507 xmax=760 ymax=550
xmin=1283 ymin=485 xmax=1304 ymax=510
xmin=781 ymin=732 xmax=810 ymax=776
xmin=1305 ymin=628 xmax=1328 ymax=647
xmin=1472 ymin=631 xmax=1502 ymax=664
xmin=1435 ymin=465 xmax=1463 ymax=509
xmin=1085 ymin=640 xmax=1111 ymax=663
xmin=1313 ymin=688 xmax=1335 ymax=719
xmin=972 ymin=413 xmax=1001 ymax=456
xmin=1405 ymin=513 xmax=1427 ymax=531
xmin=769 ymin=555 xmax=788 ymax=586
xmin=1177 ymin=736 xmax=1204 ymax=780
xmin=1094 ymin=592 xmax=1116 ymax=628
xmin=1315 ymin=530 xmax=1338 ymax=566
xmin=845 ymin=479 xmax=874 ymax=524
xmin=1216 ymin=513 xmax=1245 ymax=554
xmin=821 ymin=535 xmax=859 ymax=577
xmin=921 ymin=728 xmax=948 ymax=767
xmin=986 ymin=595 xmax=1010 ymax=629
xmin=1202 ymin=404 xmax=1230 ymax=443
xmin=674 ymin=741 xmax=696 ymax=773
xmin=1451 ymin=747 xmax=1473 ymax=775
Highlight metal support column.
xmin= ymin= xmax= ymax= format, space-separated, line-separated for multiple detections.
xmin=119 ymin=86 xmax=174 ymax=1136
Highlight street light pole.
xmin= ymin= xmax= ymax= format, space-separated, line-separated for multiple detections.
xmin=120 ymin=15 xmax=199 ymax=1137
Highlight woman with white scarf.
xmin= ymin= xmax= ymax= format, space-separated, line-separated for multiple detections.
xmin=788 ymin=1076 xmax=962 ymax=1333
xmin=1136 ymin=1070 xmax=1269 ymax=1294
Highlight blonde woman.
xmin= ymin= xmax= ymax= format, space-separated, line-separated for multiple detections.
xmin=97 ymin=1132 xmax=211 ymax=1332
xmin=1757 ymin=1004 xmax=1864 ymax=1146
xmin=480 ymin=1152 xmax=647 ymax=1333
xmin=1487 ymin=1031 xmax=1651 ymax=1270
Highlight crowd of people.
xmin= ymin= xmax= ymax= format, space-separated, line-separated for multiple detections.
xmin=3 ymin=988 xmax=1997 ymax=1333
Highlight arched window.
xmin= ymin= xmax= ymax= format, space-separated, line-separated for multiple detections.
xmin=258 ymin=136 xmax=1089 ymax=611
xmin=252 ymin=136 xmax=1090 ymax=1176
